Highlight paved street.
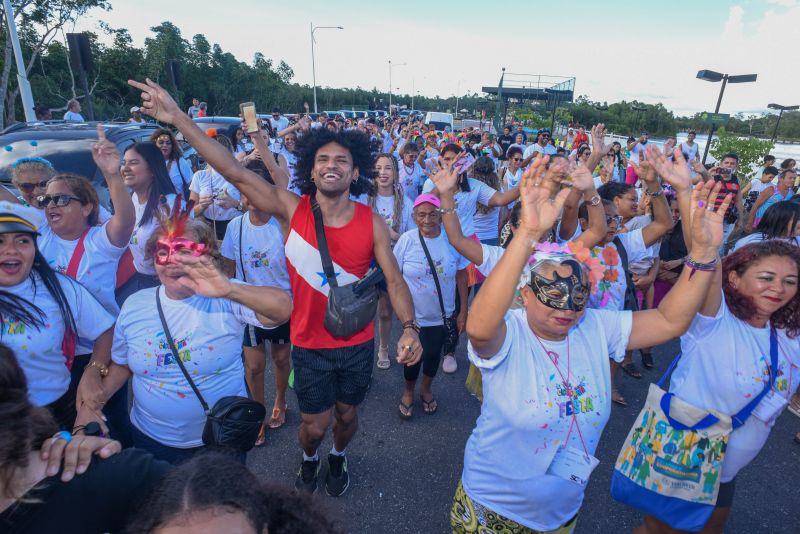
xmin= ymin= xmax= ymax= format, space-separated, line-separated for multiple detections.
xmin=247 ymin=326 xmax=800 ymax=533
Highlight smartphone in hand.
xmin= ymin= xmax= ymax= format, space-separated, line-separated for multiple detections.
xmin=240 ymin=102 xmax=259 ymax=133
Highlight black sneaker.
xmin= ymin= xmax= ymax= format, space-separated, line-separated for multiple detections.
xmin=325 ymin=453 xmax=350 ymax=497
xmin=294 ymin=458 xmax=321 ymax=494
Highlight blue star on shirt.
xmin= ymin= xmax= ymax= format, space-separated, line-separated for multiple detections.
xmin=317 ymin=271 xmax=339 ymax=286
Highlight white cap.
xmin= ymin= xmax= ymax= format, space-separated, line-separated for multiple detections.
xmin=130 ymin=106 xmax=141 ymax=113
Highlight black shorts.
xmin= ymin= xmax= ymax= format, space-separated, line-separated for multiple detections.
xmin=291 ymin=341 xmax=374 ymax=414
xmin=242 ymin=321 xmax=291 ymax=347
xmin=715 ymin=478 xmax=736 ymax=508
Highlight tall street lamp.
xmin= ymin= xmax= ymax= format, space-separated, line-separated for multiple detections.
xmin=310 ymin=23 xmax=343 ymax=113
xmin=767 ymin=103 xmax=799 ymax=142
xmin=388 ymin=60 xmax=406 ymax=113
xmin=696 ymin=70 xmax=757 ymax=164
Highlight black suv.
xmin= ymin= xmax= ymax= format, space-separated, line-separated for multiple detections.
xmin=0 ymin=121 xmax=170 ymax=208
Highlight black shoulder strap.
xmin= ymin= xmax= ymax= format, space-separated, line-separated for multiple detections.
xmin=613 ymin=235 xmax=629 ymax=272
xmin=156 ymin=289 xmax=210 ymax=413
xmin=238 ymin=216 xmax=247 ymax=283
xmin=418 ymin=230 xmax=447 ymax=321
xmin=310 ymin=196 xmax=338 ymax=288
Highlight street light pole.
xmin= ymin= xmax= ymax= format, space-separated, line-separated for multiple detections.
xmin=310 ymin=23 xmax=343 ymax=114
xmin=696 ymin=69 xmax=757 ymax=164
xmin=388 ymin=60 xmax=406 ymax=114
xmin=767 ymin=103 xmax=799 ymax=142
xmin=3 ymin=0 xmax=35 ymax=122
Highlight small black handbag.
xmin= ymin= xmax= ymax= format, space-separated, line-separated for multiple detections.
xmin=156 ymin=290 xmax=265 ymax=452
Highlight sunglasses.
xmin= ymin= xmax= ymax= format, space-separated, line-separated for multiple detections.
xmin=156 ymin=138 xmax=173 ymax=145
xmin=511 ymin=157 xmax=522 ymax=161
xmin=37 ymin=194 xmax=82 ymax=207
xmin=17 ymin=180 xmax=49 ymax=193
xmin=540 ymin=134 xmax=551 ymax=138
xmin=606 ymin=215 xmax=623 ymax=226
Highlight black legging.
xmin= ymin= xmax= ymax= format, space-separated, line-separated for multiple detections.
xmin=443 ymin=291 xmax=461 ymax=355
xmin=404 ymin=325 xmax=446 ymax=382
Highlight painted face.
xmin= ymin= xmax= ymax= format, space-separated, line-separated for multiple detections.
xmin=154 ymin=237 xmax=208 ymax=265
xmin=530 ymin=259 xmax=590 ymax=312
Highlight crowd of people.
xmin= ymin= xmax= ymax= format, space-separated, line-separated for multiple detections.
xmin=1 ymin=76 xmax=798 ymax=534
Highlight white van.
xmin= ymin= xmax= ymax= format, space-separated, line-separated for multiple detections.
xmin=424 ymin=112 xmax=454 ymax=132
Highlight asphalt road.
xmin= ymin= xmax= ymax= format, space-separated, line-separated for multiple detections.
xmin=247 ymin=326 xmax=800 ymax=533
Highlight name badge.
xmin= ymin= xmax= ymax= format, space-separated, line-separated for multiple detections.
xmin=546 ymin=446 xmax=600 ymax=487
xmin=752 ymin=390 xmax=788 ymax=423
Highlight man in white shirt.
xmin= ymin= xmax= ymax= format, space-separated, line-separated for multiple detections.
xmin=187 ymin=98 xmax=201 ymax=118
xmin=625 ymin=132 xmax=649 ymax=185
xmin=63 ymin=99 xmax=84 ymax=122
xmin=679 ymin=130 xmax=700 ymax=168
xmin=129 ymin=106 xmax=146 ymax=124
xmin=270 ymin=107 xmax=290 ymax=134
xmin=522 ymin=129 xmax=557 ymax=166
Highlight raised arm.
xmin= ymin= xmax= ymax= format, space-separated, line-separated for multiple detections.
xmin=487 ymin=185 xmax=520 ymax=207
xmin=92 ymin=125 xmax=135 ymax=247
xmin=250 ymin=130 xmax=290 ymax=190
xmin=585 ymin=123 xmax=610 ymax=173
xmin=569 ymin=166 xmax=608 ymax=249
xmin=468 ymin=157 xmax=571 ymax=357
xmin=632 ymin=159 xmax=673 ymax=247
xmin=430 ymin=163 xmax=485 ymax=265
xmin=627 ymin=181 xmax=729 ymax=350
xmin=647 ymin=145 xmax=694 ymax=252
xmin=128 ymin=79 xmax=298 ymax=225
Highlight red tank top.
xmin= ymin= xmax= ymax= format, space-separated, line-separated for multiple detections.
xmin=284 ymin=195 xmax=375 ymax=349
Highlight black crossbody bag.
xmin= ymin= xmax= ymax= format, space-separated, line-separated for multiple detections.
xmin=311 ymin=196 xmax=384 ymax=337
xmin=156 ymin=290 xmax=265 ymax=452
xmin=417 ymin=230 xmax=458 ymax=348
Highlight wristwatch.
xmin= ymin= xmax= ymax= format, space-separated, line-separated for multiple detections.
xmin=586 ymin=194 xmax=601 ymax=207
xmin=85 ymin=360 xmax=109 ymax=377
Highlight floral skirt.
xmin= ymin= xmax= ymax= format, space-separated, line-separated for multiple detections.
xmin=450 ymin=480 xmax=578 ymax=534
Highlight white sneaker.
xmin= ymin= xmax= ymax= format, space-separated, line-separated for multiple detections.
xmin=442 ymin=354 xmax=457 ymax=374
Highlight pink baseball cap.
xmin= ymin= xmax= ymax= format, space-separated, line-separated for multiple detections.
xmin=413 ymin=193 xmax=441 ymax=209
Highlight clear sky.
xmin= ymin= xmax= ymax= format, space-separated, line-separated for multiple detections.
xmin=73 ymin=0 xmax=800 ymax=117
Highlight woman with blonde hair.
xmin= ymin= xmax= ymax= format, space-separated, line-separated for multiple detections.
xmin=9 ymin=157 xmax=56 ymax=208
xmin=369 ymin=153 xmax=413 ymax=369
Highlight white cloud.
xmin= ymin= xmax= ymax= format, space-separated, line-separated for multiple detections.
xmin=723 ymin=5 xmax=745 ymax=39
xmin=767 ymin=0 xmax=796 ymax=7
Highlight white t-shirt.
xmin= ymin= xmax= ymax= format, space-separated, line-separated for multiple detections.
xmin=38 ymin=222 xmax=126 ymax=327
xmin=398 ymin=161 xmax=424 ymax=200
xmin=671 ymin=295 xmax=800 ymax=482
xmin=422 ymin=177 xmax=497 ymax=238
xmin=167 ymin=158 xmax=193 ymax=194
xmin=373 ymin=194 xmax=413 ymax=237
xmin=732 ymin=233 xmax=800 ymax=252
xmin=269 ymin=116 xmax=289 ymax=133
xmin=473 ymin=204 xmax=501 ymax=242
xmin=63 ymin=111 xmax=84 ymax=122
xmin=280 ymin=150 xmax=300 ymax=195
xmin=393 ymin=230 xmax=469 ymax=326
xmin=220 ymin=214 xmax=291 ymax=295
xmin=112 ymin=285 xmax=267 ymax=447
xmin=504 ymin=168 xmax=523 ymax=190
xmin=463 ymin=308 xmax=632 ymax=531
xmin=4 ymin=273 xmax=114 ymax=405
xmin=130 ymin=192 xmax=179 ymax=276
xmin=588 ymin=229 xmax=647 ymax=312
xmin=679 ymin=142 xmax=698 ymax=162
xmin=475 ymin=243 xmax=504 ymax=277
xmin=523 ymin=143 xmax=557 ymax=160
xmin=189 ymin=169 xmax=241 ymax=221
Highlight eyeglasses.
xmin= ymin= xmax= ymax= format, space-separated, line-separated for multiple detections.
xmin=511 ymin=157 xmax=522 ymax=161
xmin=540 ymin=134 xmax=551 ymax=139
xmin=37 ymin=194 xmax=82 ymax=207
xmin=17 ymin=180 xmax=49 ymax=193
xmin=156 ymin=138 xmax=173 ymax=145
xmin=605 ymin=215 xmax=623 ymax=226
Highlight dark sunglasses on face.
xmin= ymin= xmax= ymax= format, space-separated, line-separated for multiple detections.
xmin=540 ymin=134 xmax=550 ymax=139
xmin=37 ymin=194 xmax=81 ymax=207
xmin=156 ymin=138 xmax=172 ymax=145
xmin=511 ymin=157 xmax=522 ymax=161
xmin=606 ymin=215 xmax=623 ymax=226
xmin=17 ymin=180 xmax=49 ymax=193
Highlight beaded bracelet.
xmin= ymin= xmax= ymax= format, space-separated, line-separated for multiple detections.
xmin=684 ymin=255 xmax=719 ymax=278
xmin=401 ymin=320 xmax=420 ymax=334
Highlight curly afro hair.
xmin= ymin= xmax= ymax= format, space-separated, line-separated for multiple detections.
xmin=292 ymin=128 xmax=375 ymax=197
xmin=723 ymin=240 xmax=800 ymax=338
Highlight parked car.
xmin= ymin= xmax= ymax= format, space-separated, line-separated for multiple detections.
xmin=323 ymin=110 xmax=345 ymax=120
xmin=192 ymin=116 xmax=243 ymax=139
xmin=0 ymin=121 xmax=173 ymax=209
xmin=424 ymin=112 xmax=454 ymax=132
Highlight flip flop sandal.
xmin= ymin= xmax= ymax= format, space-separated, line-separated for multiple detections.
xmin=268 ymin=405 xmax=287 ymax=429
xmin=376 ymin=346 xmax=391 ymax=370
xmin=641 ymin=351 xmax=654 ymax=369
xmin=254 ymin=425 xmax=266 ymax=447
xmin=399 ymin=400 xmax=414 ymax=420
xmin=612 ymin=390 xmax=628 ymax=407
xmin=621 ymin=362 xmax=642 ymax=379
xmin=421 ymin=397 xmax=438 ymax=414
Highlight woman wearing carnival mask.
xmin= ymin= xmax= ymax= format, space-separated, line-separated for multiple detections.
xmin=448 ymin=157 xmax=732 ymax=533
